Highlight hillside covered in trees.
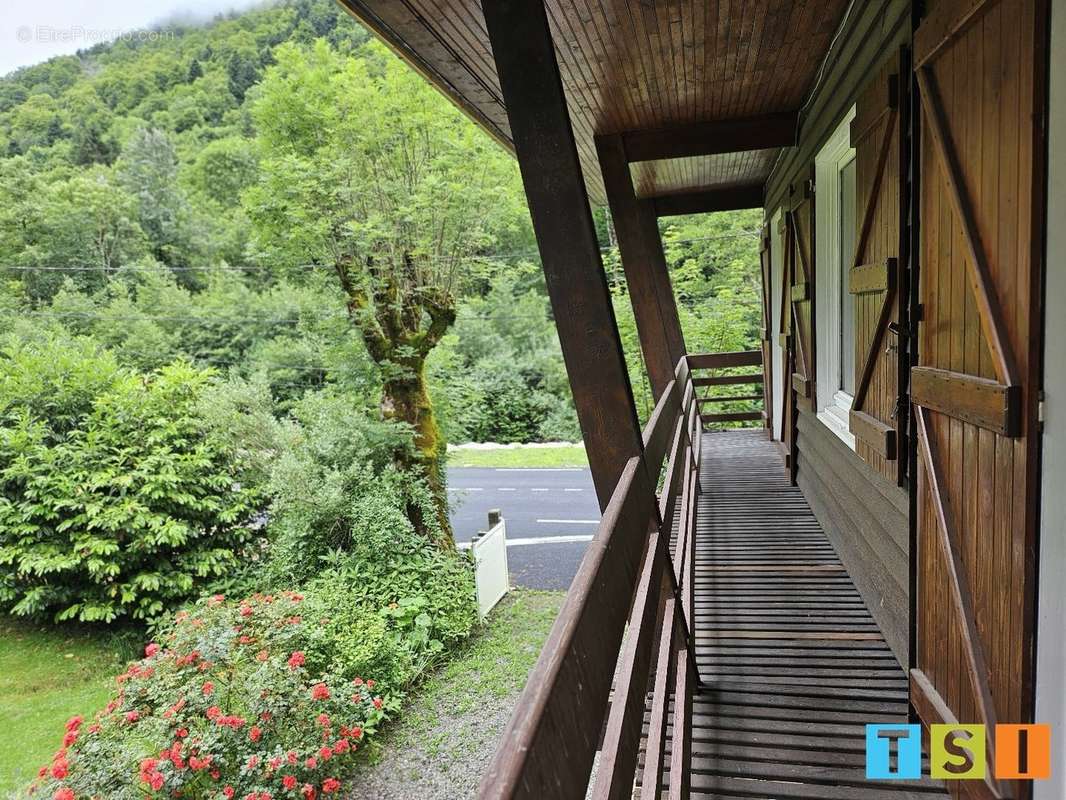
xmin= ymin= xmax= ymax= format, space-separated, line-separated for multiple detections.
xmin=0 ymin=0 xmax=762 ymax=441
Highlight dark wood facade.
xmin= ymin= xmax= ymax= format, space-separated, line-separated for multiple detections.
xmin=334 ymin=1 xmax=1054 ymax=797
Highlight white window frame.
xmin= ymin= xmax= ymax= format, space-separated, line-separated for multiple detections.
xmin=814 ymin=106 xmax=857 ymax=450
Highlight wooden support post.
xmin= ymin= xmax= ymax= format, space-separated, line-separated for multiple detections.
xmin=483 ymin=0 xmax=644 ymax=511
xmin=597 ymin=134 xmax=686 ymax=398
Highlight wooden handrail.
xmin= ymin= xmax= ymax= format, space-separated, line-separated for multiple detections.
xmin=687 ymin=350 xmax=767 ymax=427
xmin=687 ymin=349 xmax=762 ymax=369
xmin=479 ymin=356 xmax=701 ymax=800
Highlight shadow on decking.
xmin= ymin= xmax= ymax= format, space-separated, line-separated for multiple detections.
xmin=678 ymin=429 xmax=946 ymax=800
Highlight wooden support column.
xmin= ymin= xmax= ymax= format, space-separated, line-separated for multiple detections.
xmin=483 ymin=0 xmax=644 ymax=511
xmin=596 ymin=134 xmax=686 ymax=398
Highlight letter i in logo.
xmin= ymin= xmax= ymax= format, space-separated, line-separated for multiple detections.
xmin=866 ymin=724 xmax=922 ymax=780
xmin=995 ymin=724 xmax=1051 ymax=780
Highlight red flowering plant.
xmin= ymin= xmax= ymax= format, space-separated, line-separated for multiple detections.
xmin=29 ymin=592 xmax=387 ymax=800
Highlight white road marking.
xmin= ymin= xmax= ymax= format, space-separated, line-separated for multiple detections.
xmin=457 ymin=534 xmax=594 ymax=550
xmin=563 ymin=488 xmax=584 ymax=492
xmin=494 ymin=468 xmax=584 ymax=472
xmin=447 ymin=487 xmax=483 ymax=492
xmin=498 ymin=487 xmax=516 ymax=491
xmin=537 ymin=518 xmax=600 ymax=525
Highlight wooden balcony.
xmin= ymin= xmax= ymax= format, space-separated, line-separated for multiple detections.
xmin=480 ymin=352 xmax=948 ymax=800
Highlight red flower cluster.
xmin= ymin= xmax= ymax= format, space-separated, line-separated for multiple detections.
xmin=139 ymin=757 xmax=165 ymax=791
xmin=29 ymin=591 xmax=387 ymax=800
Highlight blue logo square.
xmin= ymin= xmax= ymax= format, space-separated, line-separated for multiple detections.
xmin=866 ymin=724 xmax=922 ymax=780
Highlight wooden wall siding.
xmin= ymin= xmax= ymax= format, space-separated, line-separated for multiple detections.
xmin=339 ymin=0 xmax=849 ymax=204
xmin=848 ymin=55 xmax=903 ymax=477
xmin=795 ymin=410 xmax=910 ymax=665
xmin=912 ymin=3 xmax=1046 ymax=797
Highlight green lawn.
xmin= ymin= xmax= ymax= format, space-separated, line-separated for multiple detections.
xmin=447 ymin=444 xmax=587 ymax=468
xmin=0 ymin=618 xmax=135 ymax=796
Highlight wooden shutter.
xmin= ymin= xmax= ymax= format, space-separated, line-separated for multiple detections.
xmin=787 ymin=174 xmax=816 ymax=413
xmin=848 ymin=55 xmax=904 ymax=474
xmin=777 ymin=215 xmax=794 ymax=469
xmin=911 ymin=2 xmax=1046 ymax=799
xmin=759 ymin=225 xmax=773 ymax=432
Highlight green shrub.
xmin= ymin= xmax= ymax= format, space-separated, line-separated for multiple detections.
xmin=0 ymin=333 xmax=266 ymax=623
xmin=262 ymin=389 xmax=478 ymax=691
xmin=29 ymin=591 xmax=388 ymax=800
xmin=300 ymin=544 xmax=477 ymax=692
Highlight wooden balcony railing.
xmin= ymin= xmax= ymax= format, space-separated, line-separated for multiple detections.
xmin=479 ymin=355 xmax=702 ymax=800
xmin=688 ymin=349 xmax=767 ymax=427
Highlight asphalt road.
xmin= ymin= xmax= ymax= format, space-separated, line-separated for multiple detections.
xmin=447 ymin=466 xmax=599 ymax=590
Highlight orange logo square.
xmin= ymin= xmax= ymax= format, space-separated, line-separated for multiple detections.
xmin=994 ymin=724 xmax=1051 ymax=779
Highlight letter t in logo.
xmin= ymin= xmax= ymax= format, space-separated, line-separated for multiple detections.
xmin=866 ymin=724 xmax=922 ymax=780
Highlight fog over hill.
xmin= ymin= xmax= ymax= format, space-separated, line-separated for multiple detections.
xmin=3 ymin=0 xmax=268 ymax=75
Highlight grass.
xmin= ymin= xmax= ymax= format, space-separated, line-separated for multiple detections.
xmin=447 ymin=444 xmax=588 ymax=469
xmin=362 ymin=588 xmax=564 ymax=761
xmin=0 ymin=617 xmax=136 ymax=796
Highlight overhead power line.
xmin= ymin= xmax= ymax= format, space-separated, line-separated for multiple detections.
xmin=0 ymin=230 xmax=760 ymax=276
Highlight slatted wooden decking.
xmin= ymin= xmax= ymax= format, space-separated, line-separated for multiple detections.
xmin=683 ymin=429 xmax=946 ymax=799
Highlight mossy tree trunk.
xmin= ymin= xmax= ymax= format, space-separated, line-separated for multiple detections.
xmin=336 ymin=254 xmax=456 ymax=548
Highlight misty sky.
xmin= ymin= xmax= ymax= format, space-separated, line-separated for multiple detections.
xmin=2 ymin=0 xmax=267 ymax=76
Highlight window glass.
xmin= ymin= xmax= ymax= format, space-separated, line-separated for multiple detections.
xmin=839 ymin=156 xmax=857 ymax=395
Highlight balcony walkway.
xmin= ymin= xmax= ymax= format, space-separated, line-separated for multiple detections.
xmin=682 ymin=428 xmax=946 ymax=799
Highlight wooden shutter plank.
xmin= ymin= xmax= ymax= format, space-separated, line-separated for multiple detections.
xmin=849 ymin=258 xmax=897 ymax=294
xmin=915 ymin=66 xmax=1019 ymax=388
xmin=914 ymin=407 xmax=1005 ymax=800
xmin=911 ymin=367 xmax=1021 ymax=436
xmin=914 ymin=0 xmax=995 ymax=68
xmin=849 ymin=410 xmax=897 ymax=459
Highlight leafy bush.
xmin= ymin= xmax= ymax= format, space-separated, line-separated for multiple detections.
xmin=0 ymin=333 xmax=266 ymax=623
xmin=260 ymin=389 xmax=478 ymax=690
xmin=28 ymin=592 xmax=387 ymax=800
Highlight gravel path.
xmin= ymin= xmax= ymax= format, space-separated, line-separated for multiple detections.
xmin=345 ymin=590 xmax=564 ymax=800
xmin=350 ymin=693 xmax=518 ymax=799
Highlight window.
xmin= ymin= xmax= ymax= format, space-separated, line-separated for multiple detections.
xmin=814 ymin=107 xmax=858 ymax=448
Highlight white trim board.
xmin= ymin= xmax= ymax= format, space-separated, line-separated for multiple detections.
xmin=1035 ymin=1 xmax=1066 ymax=796
xmin=814 ymin=105 xmax=857 ymax=451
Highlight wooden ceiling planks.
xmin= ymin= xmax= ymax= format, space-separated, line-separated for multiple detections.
xmin=631 ymin=149 xmax=779 ymax=198
xmin=338 ymin=0 xmax=849 ymax=204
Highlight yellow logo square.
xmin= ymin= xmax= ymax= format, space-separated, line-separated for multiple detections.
xmin=930 ymin=724 xmax=987 ymax=779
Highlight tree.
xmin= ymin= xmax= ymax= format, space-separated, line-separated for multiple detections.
xmin=244 ymin=40 xmax=525 ymax=543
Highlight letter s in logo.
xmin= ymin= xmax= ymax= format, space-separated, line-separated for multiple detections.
xmin=931 ymin=724 xmax=986 ymax=780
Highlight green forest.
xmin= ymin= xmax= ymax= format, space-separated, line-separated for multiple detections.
xmin=0 ymin=1 xmax=762 ymax=796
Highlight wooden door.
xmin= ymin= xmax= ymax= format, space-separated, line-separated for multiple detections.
xmin=759 ymin=225 xmax=773 ymax=432
xmin=782 ymin=175 xmax=815 ymax=484
xmin=777 ymin=214 xmax=794 ymax=469
xmin=848 ymin=54 xmax=905 ymax=477
xmin=911 ymin=1 xmax=1047 ymax=799
xmin=787 ymin=171 xmax=816 ymax=428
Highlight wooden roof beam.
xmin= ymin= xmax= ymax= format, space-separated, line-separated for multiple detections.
xmin=620 ymin=111 xmax=799 ymax=163
xmin=651 ymin=183 xmax=765 ymax=217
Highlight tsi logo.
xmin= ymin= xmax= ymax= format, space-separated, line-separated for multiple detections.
xmin=865 ymin=724 xmax=1051 ymax=781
